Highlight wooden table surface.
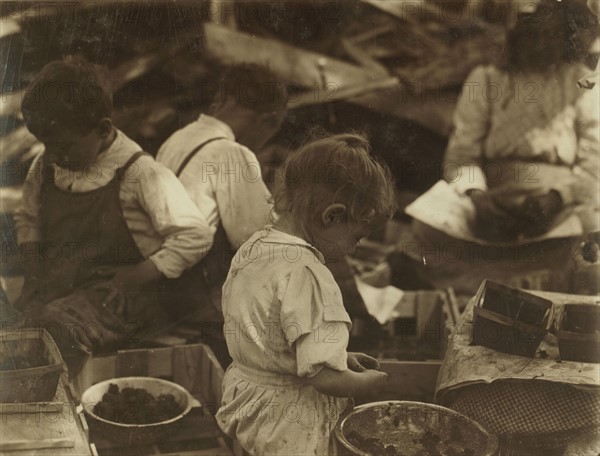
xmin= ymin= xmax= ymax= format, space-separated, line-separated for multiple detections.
xmin=0 ymin=375 xmax=93 ymax=456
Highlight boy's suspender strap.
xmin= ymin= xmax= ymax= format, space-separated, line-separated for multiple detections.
xmin=116 ymin=151 xmax=148 ymax=181
xmin=176 ymin=137 xmax=227 ymax=177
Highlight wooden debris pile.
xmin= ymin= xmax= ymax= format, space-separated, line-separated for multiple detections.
xmin=0 ymin=1 xmax=518 ymax=264
xmin=1 ymin=1 xmax=510 ymax=167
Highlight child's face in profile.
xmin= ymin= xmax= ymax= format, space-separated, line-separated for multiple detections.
xmin=38 ymin=124 xmax=107 ymax=171
xmin=313 ymin=219 xmax=370 ymax=263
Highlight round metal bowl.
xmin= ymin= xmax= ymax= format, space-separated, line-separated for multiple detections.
xmin=81 ymin=377 xmax=193 ymax=446
xmin=335 ymin=401 xmax=498 ymax=456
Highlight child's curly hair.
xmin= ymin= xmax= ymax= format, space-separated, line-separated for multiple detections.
xmin=272 ymin=133 xmax=398 ymax=240
xmin=21 ymin=56 xmax=112 ymax=138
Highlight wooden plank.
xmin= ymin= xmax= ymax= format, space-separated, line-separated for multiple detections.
xmin=416 ymin=291 xmax=443 ymax=343
xmin=340 ymin=38 xmax=389 ymax=77
xmin=291 ymin=76 xmax=399 ymax=108
xmin=445 ymin=288 xmax=462 ymax=323
xmin=0 ymin=126 xmax=38 ymax=166
xmin=77 ymin=406 xmax=90 ymax=441
xmin=0 ymin=89 xmax=24 ymax=117
xmin=198 ymin=345 xmax=213 ymax=404
xmin=348 ymin=22 xmax=396 ymax=45
xmin=202 ymin=23 xmax=377 ymax=90
xmin=148 ymin=347 xmax=177 ymax=378
xmin=173 ymin=344 xmax=205 ymax=395
xmin=207 ymin=347 xmax=224 ymax=407
xmin=74 ymin=344 xmax=224 ymax=398
xmin=72 ymin=355 xmax=115 ymax=397
xmin=200 ymin=27 xmax=453 ymax=133
xmin=0 ymin=16 xmax=20 ymax=38
xmin=0 ymin=382 xmax=93 ymax=455
xmin=361 ymin=0 xmax=426 ymax=21
xmin=116 ymin=348 xmax=149 ymax=377
xmin=0 ymin=438 xmax=75 ymax=452
xmin=0 ymin=372 xmax=69 ymax=414
xmin=148 ymin=334 xmax=189 ymax=347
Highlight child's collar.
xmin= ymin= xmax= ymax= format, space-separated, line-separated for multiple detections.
xmin=260 ymin=226 xmax=326 ymax=264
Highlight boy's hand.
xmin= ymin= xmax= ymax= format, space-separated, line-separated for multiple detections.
xmin=347 ymin=352 xmax=380 ymax=372
xmin=92 ymin=260 xmax=161 ymax=315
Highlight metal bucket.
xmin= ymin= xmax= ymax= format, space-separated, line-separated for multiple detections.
xmin=335 ymin=401 xmax=498 ymax=456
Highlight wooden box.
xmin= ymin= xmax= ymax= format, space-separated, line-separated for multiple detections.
xmin=472 ymin=280 xmax=552 ymax=358
xmin=556 ymin=303 xmax=600 ymax=363
xmin=73 ymin=343 xmax=231 ymax=456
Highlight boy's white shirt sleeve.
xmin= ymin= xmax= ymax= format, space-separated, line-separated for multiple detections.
xmin=213 ymin=144 xmax=273 ymax=248
xmin=14 ymin=153 xmax=43 ymax=245
xmin=134 ymin=162 xmax=213 ymax=278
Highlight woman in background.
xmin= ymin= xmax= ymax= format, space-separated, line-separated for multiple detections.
xmin=445 ymin=0 xmax=599 ymax=241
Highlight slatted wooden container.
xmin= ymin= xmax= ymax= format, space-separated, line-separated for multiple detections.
xmin=0 ymin=328 xmax=65 ymax=404
xmin=73 ymin=343 xmax=231 ymax=456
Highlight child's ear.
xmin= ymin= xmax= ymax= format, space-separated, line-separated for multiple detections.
xmin=96 ymin=118 xmax=114 ymax=138
xmin=322 ymin=204 xmax=347 ymax=226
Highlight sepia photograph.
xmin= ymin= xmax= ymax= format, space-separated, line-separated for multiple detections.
xmin=0 ymin=0 xmax=599 ymax=455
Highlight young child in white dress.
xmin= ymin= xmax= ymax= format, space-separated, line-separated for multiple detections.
xmin=216 ymin=133 xmax=397 ymax=455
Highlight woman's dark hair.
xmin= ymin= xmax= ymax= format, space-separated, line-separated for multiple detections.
xmin=21 ymin=56 xmax=112 ymax=138
xmin=502 ymin=0 xmax=599 ymax=73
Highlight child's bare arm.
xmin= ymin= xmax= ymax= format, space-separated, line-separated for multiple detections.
xmin=307 ymin=366 xmax=388 ymax=398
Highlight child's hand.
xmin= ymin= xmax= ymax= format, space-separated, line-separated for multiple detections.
xmin=347 ymin=352 xmax=380 ymax=372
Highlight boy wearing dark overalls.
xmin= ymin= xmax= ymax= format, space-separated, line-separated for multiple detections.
xmin=14 ymin=57 xmax=211 ymax=372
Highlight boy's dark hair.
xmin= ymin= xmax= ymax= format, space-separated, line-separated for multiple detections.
xmin=22 ymin=56 xmax=113 ymax=137
xmin=213 ymin=64 xmax=287 ymax=113
xmin=272 ymin=133 xmax=398 ymax=241
xmin=502 ymin=0 xmax=598 ymax=73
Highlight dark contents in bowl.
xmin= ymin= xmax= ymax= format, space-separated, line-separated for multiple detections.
xmin=347 ymin=430 xmax=400 ymax=455
xmin=93 ymin=383 xmax=184 ymax=424
xmin=344 ymin=404 xmax=479 ymax=456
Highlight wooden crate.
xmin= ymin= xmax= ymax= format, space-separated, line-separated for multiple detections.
xmin=72 ymin=343 xmax=231 ymax=456
xmin=363 ymin=290 xmax=459 ymax=403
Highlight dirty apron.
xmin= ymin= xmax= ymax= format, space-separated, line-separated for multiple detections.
xmin=29 ymin=151 xmax=163 ymax=360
